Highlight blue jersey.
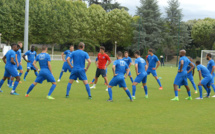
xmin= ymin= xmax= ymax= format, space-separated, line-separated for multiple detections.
xmin=113 ymin=59 xmax=128 ymax=76
xmin=36 ymin=53 xmax=51 ymax=70
xmin=187 ymin=62 xmax=195 ymax=76
xmin=16 ymin=49 xmax=22 ymax=63
xmin=64 ymin=50 xmax=73 ymax=62
xmin=178 ymin=56 xmax=190 ymax=73
xmin=147 ymin=55 xmax=159 ymax=68
xmin=69 ymin=50 xmax=89 ymax=69
xmin=207 ymin=59 xmax=215 ymax=75
xmin=25 ymin=50 xmax=37 ymax=63
xmin=5 ymin=50 xmax=16 ymax=68
xmin=197 ymin=64 xmax=211 ymax=78
xmin=135 ymin=57 xmax=146 ymax=74
xmin=122 ymin=57 xmax=132 ymax=66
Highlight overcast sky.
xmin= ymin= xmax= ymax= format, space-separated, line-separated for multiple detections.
xmin=117 ymin=0 xmax=215 ymax=21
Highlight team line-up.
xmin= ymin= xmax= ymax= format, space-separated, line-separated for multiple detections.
xmin=0 ymin=42 xmax=214 ymax=101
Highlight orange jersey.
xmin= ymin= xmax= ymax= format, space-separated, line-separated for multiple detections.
xmin=97 ymin=53 xmax=110 ymax=69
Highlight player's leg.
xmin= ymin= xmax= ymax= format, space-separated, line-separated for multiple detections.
xmin=188 ymin=76 xmax=197 ymax=93
xmin=26 ymin=82 xmax=38 ymax=97
xmin=196 ymin=81 xmax=204 ymax=99
xmin=34 ymin=69 xmax=38 ymax=76
xmin=24 ymin=69 xmax=30 ymax=81
xmin=10 ymin=75 xmax=20 ymax=95
xmin=107 ymin=77 xmax=119 ymax=101
xmin=210 ymin=75 xmax=215 ymax=93
xmin=104 ymin=77 xmax=109 ymax=91
xmin=46 ymin=82 xmax=57 ymax=99
xmin=66 ymin=79 xmax=74 ymax=97
xmin=132 ymin=82 xmax=138 ymax=99
xmin=7 ymin=77 xmax=11 ymax=86
xmin=58 ymin=71 xmax=64 ymax=82
xmin=184 ymin=84 xmax=192 ymax=100
xmin=89 ymin=77 xmax=96 ymax=84
xmin=82 ymin=80 xmax=92 ymax=99
xmin=0 ymin=76 xmax=9 ymax=92
xmin=90 ymin=68 xmax=100 ymax=89
xmin=9 ymin=77 xmax=14 ymax=88
xmin=128 ymin=71 xmax=134 ymax=83
xmin=153 ymin=70 xmax=162 ymax=90
xmin=142 ymin=74 xmax=148 ymax=98
xmin=171 ymin=74 xmax=182 ymax=101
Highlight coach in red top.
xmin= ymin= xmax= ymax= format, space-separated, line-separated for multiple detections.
xmin=90 ymin=46 xmax=112 ymax=91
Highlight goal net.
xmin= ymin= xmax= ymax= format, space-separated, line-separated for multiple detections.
xmin=201 ymin=50 xmax=215 ymax=66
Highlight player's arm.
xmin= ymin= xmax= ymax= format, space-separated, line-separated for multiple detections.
xmin=10 ymin=57 xmax=16 ymax=65
xmin=2 ymin=56 xmax=6 ymax=64
xmin=15 ymin=54 xmax=19 ymax=67
xmin=85 ymin=58 xmax=91 ymax=72
xmin=33 ymin=60 xmax=39 ymax=71
xmin=48 ymin=61 xmax=53 ymax=74
xmin=67 ymin=57 xmax=73 ymax=69
xmin=112 ymin=65 xmax=116 ymax=76
xmin=145 ymin=64 xmax=148 ymax=71
xmin=187 ymin=62 xmax=194 ymax=73
xmin=178 ymin=60 xmax=184 ymax=72
xmin=106 ymin=59 xmax=112 ymax=68
xmin=135 ymin=64 xmax=139 ymax=75
xmin=129 ymin=62 xmax=132 ymax=68
xmin=125 ymin=68 xmax=129 ymax=79
xmin=22 ymin=54 xmax=30 ymax=62
xmin=198 ymin=70 xmax=202 ymax=81
xmin=211 ymin=65 xmax=215 ymax=75
xmin=61 ymin=52 xmax=66 ymax=62
xmin=192 ymin=68 xmax=195 ymax=76
xmin=154 ymin=61 xmax=160 ymax=70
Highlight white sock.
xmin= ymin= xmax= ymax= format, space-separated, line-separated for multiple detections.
xmin=11 ymin=90 xmax=14 ymax=93
xmin=93 ymin=84 xmax=96 ymax=87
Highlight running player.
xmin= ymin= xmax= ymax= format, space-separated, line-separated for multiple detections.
xmin=132 ymin=51 xmax=148 ymax=99
xmin=146 ymin=49 xmax=162 ymax=90
xmin=107 ymin=51 xmax=133 ymax=102
xmin=65 ymin=42 xmax=92 ymax=99
xmin=122 ymin=51 xmax=134 ymax=83
xmin=22 ymin=46 xmax=38 ymax=81
xmin=206 ymin=53 xmax=215 ymax=97
xmin=195 ymin=61 xmax=212 ymax=99
xmin=171 ymin=50 xmax=194 ymax=101
xmin=0 ymin=44 xmax=20 ymax=95
xmin=25 ymin=45 xmax=57 ymax=99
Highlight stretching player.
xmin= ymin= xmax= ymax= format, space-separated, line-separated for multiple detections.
xmin=178 ymin=58 xmax=198 ymax=93
xmin=22 ymin=46 xmax=38 ymax=81
xmin=16 ymin=42 xmax=24 ymax=81
xmin=25 ymin=45 xmax=57 ymax=99
xmin=146 ymin=49 xmax=163 ymax=90
xmin=0 ymin=44 xmax=20 ymax=95
xmin=171 ymin=50 xmax=194 ymax=101
xmin=90 ymin=46 xmax=112 ymax=91
xmin=132 ymin=51 xmax=148 ymax=99
xmin=122 ymin=51 xmax=134 ymax=83
xmin=107 ymin=51 xmax=133 ymax=102
xmin=206 ymin=53 xmax=215 ymax=97
xmin=66 ymin=42 xmax=92 ymax=99
xmin=195 ymin=61 xmax=212 ymax=99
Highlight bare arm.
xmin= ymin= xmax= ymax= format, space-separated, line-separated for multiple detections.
xmin=85 ymin=58 xmax=91 ymax=72
xmin=10 ymin=57 xmax=16 ymax=65
xmin=67 ymin=57 xmax=73 ymax=69
xmin=129 ymin=62 xmax=132 ymax=68
xmin=125 ymin=68 xmax=129 ymax=79
xmin=22 ymin=54 xmax=30 ymax=62
xmin=154 ymin=61 xmax=160 ymax=70
xmin=48 ymin=61 xmax=52 ymax=74
xmin=178 ymin=60 xmax=184 ymax=72
xmin=15 ymin=54 xmax=19 ymax=67
xmin=2 ymin=56 xmax=6 ymax=64
xmin=61 ymin=52 xmax=65 ymax=62
xmin=112 ymin=65 xmax=116 ymax=76
xmin=145 ymin=64 xmax=148 ymax=71
xmin=192 ymin=68 xmax=195 ymax=76
xmin=106 ymin=59 xmax=112 ymax=68
xmin=187 ymin=63 xmax=194 ymax=74
xmin=198 ymin=70 xmax=202 ymax=81
xmin=33 ymin=60 xmax=39 ymax=71
xmin=135 ymin=64 xmax=139 ymax=75
xmin=146 ymin=60 xmax=149 ymax=67
xmin=211 ymin=66 xmax=215 ymax=75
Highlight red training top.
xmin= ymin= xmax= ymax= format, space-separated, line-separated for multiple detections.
xmin=97 ymin=53 xmax=110 ymax=69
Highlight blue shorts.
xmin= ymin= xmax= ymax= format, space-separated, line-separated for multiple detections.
xmin=174 ymin=72 xmax=188 ymax=86
xmin=4 ymin=67 xmax=19 ymax=77
xmin=134 ymin=73 xmax=147 ymax=83
xmin=187 ymin=74 xmax=194 ymax=81
xmin=201 ymin=76 xmax=212 ymax=86
xmin=17 ymin=64 xmax=23 ymax=70
xmin=109 ymin=76 xmax=127 ymax=88
xmin=62 ymin=62 xmax=72 ymax=72
xmin=70 ymin=68 xmax=87 ymax=80
xmin=35 ymin=70 xmax=56 ymax=84
xmin=27 ymin=62 xmax=36 ymax=70
xmin=147 ymin=68 xmax=157 ymax=77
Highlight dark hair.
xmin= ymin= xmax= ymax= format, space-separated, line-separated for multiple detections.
xmin=42 ymin=45 xmax=47 ymax=50
xmin=196 ymin=61 xmax=200 ymax=65
xmin=124 ymin=51 xmax=128 ymax=54
xmin=134 ymin=51 xmax=140 ymax=56
xmin=207 ymin=53 xmax=212 ymax=58
xmin=17 ymin=45 xmax=20 ymax=48
xmin=11 ymin=44 xmax=18 ymax=48
xmin=31 ymin=46 xmax=35 ymax=49
xmin=117 ymin=51 xmax=123 ymax=57
xmin=100 ymin=46 xmax=105 ymax=51
xmin=78 ymin=42 xmax=85 ymax=49
xmin=148 ymin=49 xmax=153 ymax=53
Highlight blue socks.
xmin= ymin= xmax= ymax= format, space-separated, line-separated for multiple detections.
xmin=191 ymin=80 xmax=197 ymax=91
xmin=157 ymin=79 xmax=162 ymax=87
xmin=92 ymin=79 xmax=95 ymax=83
xmin=211 ymin=84 xmax=215 ymax=92
xmin=35 ymin=71 xmax=38 ymax=76
xmin=85 ymin=84 xmax=91 ymax=97
xmin=132 ymin=85 xmax=136 ymax=96
xmin=144 ymin=86 xmax=148 ymax=95
xmin=187 ymin=90 xmax=191 ymax=97
xmin=174 ymin=90 xmax=178 ymax=97
xmin=59 ymin=72 xmax=63 ymax=80
xmin=108 ymin=87 xmax=112 ymax=100
xmin=66 ymin=83 xmax=72 ymax=96
xmin=24 ymin=72 xmax=28 ymax=79
xmin=12 ymin=81 xmax=19 ymax=92
xmin=130 ymin=77 xmax=134 ymax=83
xmin=198 ymin=86 xmax=203 ymax=98
xmin=0 ymin=79 xmax=5 ymax=88
xmin=27 ymin=84 xmax=35 ymax=94
xmin=19 ymin=73 xmax=23 ymax=77
xmin=9 ymin=80 xmax=13 ymax=87
xmin=48 ymin=84 xmax=56 ymax=96
xmin=125 ymin=89 xmax=132 ymax=100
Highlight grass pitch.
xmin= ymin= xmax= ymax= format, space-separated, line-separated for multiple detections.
xmin=0 ymin=60 xmax=215 ymax=134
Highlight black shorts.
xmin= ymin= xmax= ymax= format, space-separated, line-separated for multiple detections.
xmin=96 ymin=68 xmax=106 ymax=78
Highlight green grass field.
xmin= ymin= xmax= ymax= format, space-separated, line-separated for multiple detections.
xmin=0 ymin=60 xmax=215 ymax=134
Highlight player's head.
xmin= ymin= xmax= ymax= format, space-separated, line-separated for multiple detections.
xmin=134 ymin=50 xmax=140 ymax=58
xmin=189 ymin=58 xmax=193 ymax=62
xmin=78 ymin=42 xmax=85 ymax=50
xmin=70 ymin=45 xmax=74 ymax=52
xmin=11 ymin=44 xmax=18 ymax=52
xmin=206 ymin=53 xmax=212 ymax=60
xmin=148 ymin=49 xmax=153 ymax=55
xmin=117 ymin=51 xmax=123 ymax=59
xmin=124 ymin=51 xmax=129 ymax=57
xmin=42 ymin=45 xmax=48 ymax=52
xmin=31 ymin=46 xmax=35 ymax=52
xmin=100 ymin=46 xmax=105 ymax=54
xmin=17 ymin=45 xmax=21 ymax=49
xmin=179 ymin=50 xmax=186 ymax=57
xmin=196 ymin=60 xmax=200 ymax=66
xmin=17 ymin=41 xmax=22 ymax=48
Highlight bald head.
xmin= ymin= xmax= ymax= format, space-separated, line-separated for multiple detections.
xmin=179 ymin=50 xmax=186 ymax=57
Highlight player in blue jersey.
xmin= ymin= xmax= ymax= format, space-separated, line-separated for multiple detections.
xmin=178 ymin=58 xmax=198 ymax=93
xmin=195 ymin=61 xmax=212 ymax=99
xmin=107 ymin=51 xmax=133 ymax=102
xmin=132 ymin=51 xmax=148 ymax=99
xmin=57 ymin=45 xmax=78 ymax=83
xmin=171 ymin=50 xmax=194 ymax=101
xmin=65 ymin=42 xmax=92 ymax=99
xmin=146 ymin=49 xmax=163 ymax=90
xmin=122 ymin=51 xmax=134 ymax=83
xmin=22 ymin=46 xmax=38 ymax=81
xmin=0 ymin=44 xmax=20 ymax=95
xmin=25 ymin=45 xmax=57 ymax=99
xmin=206 ymin=53 xmax=215 ymax=97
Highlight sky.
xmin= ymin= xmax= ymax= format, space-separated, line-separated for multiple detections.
xmin=117 ymin=0 xmax=215 ymax=21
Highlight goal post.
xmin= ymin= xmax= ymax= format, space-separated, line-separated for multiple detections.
xmin=201 ymin=50 xmax=215 ymax=66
